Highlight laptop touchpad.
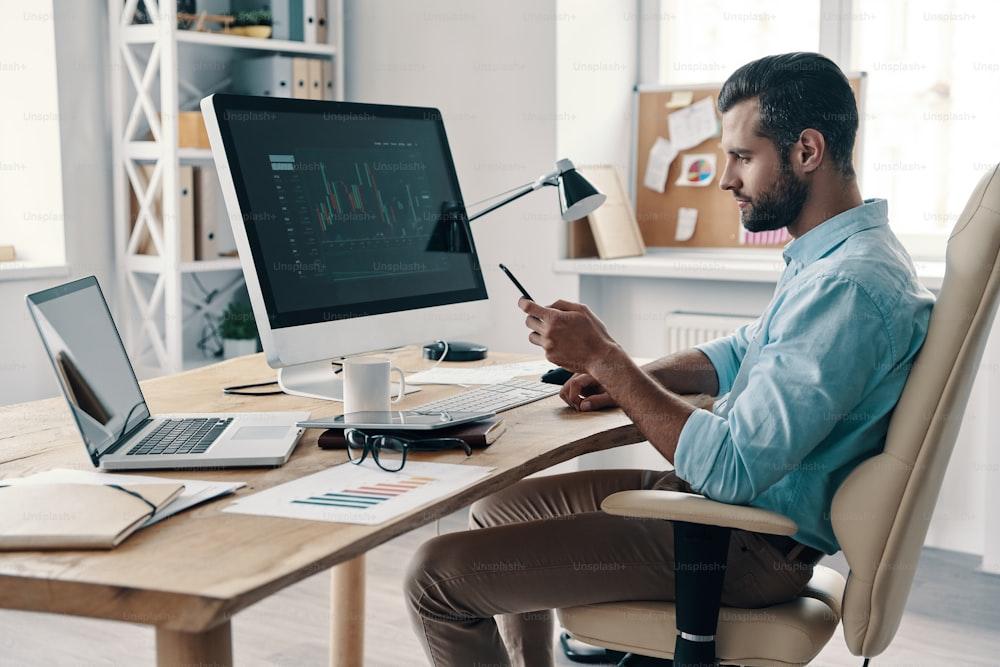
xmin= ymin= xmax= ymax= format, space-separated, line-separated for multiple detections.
xmin=231 ymin=426 xmax=289 ymax=440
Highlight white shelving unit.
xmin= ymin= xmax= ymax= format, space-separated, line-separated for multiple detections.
xmin=108 ymin=0 xmax=345 ymax=377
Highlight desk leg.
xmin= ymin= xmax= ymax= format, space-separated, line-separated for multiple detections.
xmin=156 ymin=621 xmax=233 ymax=667
xmin=330 ymin=553 xmax=366 ymax=667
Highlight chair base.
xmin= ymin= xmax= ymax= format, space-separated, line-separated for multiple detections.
xmin=559 ymin=631 xmax=627 ymax=664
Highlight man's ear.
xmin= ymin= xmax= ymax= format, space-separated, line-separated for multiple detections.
xmin=796 ymin=129 xmax=825 ymax=174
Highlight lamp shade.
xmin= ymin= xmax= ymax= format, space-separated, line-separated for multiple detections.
xmin=558 ymin=166 xmax=607 ymax=222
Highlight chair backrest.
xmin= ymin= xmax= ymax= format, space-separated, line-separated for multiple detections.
xmin=830 ymin=165 xmax=1000 ymax=656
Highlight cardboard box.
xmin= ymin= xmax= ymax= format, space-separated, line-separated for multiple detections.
xmin=177 ymin=111 xmax=210 ymax=149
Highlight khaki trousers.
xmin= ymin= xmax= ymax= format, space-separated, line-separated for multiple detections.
xmin=405 ymin=468 xmax=814 ymax=667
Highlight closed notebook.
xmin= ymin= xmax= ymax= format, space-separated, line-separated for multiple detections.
xmin=0 ymin=482 xmax=184 ymax=551
xmin=318 ymin=418 xmax=506 ymax=450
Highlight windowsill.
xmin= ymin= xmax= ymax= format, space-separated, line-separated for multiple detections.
xmin=0 ymin=262 xmax=70 ymax=283
xmin=554 ymin=248 xmax=946 ymax=291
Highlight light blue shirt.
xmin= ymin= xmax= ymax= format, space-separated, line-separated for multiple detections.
xmin=674 ymin=199 xmax=934 ymax=554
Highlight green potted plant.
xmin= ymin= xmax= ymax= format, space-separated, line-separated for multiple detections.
xmin=230 ymin=9 xmax=273 ymax=38
xmin=219 ymin=299 xmax=259 ymax=359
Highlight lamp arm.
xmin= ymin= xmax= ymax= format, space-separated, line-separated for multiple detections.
xmin=467 ymin=179 xmax=558 ymax=222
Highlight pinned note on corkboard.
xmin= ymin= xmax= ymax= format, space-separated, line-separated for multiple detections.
xmin=634 ymin=74 xmax=866 ymax=249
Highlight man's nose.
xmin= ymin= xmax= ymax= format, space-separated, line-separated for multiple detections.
xmin=719 ymin=162 xmax=739 ymax=192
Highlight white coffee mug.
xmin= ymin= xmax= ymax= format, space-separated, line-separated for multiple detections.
xmin=342 ymin=356 xmax=406 ymax=417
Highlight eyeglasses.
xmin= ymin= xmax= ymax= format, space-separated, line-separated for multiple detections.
xmin=344 ymin=428 xmax=472 ymax=472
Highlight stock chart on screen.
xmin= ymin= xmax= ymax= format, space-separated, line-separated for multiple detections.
xmin=222 ymin=105 xmax=484 ymax=328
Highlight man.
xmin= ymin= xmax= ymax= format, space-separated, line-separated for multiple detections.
xmin=405 ymin=52 xmax=935 ymax=667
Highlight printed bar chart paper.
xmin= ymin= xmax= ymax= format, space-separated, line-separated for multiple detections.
xmin=223 ymin=461 xmax=495 ymax=525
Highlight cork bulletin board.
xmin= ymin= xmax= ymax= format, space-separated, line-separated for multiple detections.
xmin=634 ymin=74 xmax=866 ymax=248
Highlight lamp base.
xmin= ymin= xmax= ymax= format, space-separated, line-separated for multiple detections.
xmin=422 ymin=341 xmax=488 ymax=362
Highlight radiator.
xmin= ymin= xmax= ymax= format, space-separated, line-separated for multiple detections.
xmin=663 ymin=312 xmax=755 ymax=354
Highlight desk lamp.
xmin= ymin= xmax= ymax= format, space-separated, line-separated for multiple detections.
xmin=424 ymin=158 xmax=607 ymax=362
xmin=468 ymin=158 xmax=607 ymax=223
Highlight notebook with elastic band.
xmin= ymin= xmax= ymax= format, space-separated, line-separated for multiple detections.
xmin=0 ymin=482 xmax=184 ymax=550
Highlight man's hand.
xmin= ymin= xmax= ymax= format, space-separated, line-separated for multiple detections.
xmin=518 ymin=297 xmax=620 ymax=374
xmin=560 ymin=372 xmax=617 ymax=412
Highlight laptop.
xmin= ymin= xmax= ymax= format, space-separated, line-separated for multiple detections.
xmin=26 ymin=276 xmax=308 ymax=471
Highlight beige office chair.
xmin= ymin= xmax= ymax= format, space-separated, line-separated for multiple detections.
xmin=557 ymin=164 xmax=1000 ymax=666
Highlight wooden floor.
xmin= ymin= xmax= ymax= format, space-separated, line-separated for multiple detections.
xmin=1 ymin=508 xmax=998 ymax=666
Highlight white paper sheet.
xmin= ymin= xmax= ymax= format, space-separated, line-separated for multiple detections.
xmin=0 ymin=468 xmax=245 ymax=526
xmin=406 ymin=360 xmax=556 ymax=386
xmin=223 ymin=461 xmax=495 ymax=525
xmin=642 ymin=137 xmax=677 ymax=194
xmin=665 ymin=90 xmax=694 ymax=109
xmin=675 ymin=207 xmax=698 ymax=241
xmin=667 ymin=97 xmax=718 ymax=151
xmin=674 ymin=153 xmax=717 ymax=187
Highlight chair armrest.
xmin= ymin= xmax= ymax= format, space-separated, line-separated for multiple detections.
xmin=601 ymin=490 xmax=798 ymax=536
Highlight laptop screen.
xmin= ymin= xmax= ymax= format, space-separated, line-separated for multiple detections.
xmin=26 ymin=277 xmax=149 ymax=463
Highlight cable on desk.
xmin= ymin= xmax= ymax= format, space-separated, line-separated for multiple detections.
xmin=222 ymin=380 xmax=283 ymax=396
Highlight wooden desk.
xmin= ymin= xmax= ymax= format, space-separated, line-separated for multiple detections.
xmin=0 ymin=348 xmax=645 ymax=666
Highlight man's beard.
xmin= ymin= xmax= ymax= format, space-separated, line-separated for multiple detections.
xmin=740 ymin=162 xmax=809 ymax=233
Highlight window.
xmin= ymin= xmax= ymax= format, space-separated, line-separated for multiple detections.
xmin=850 ymin=0 xmax=1000 ymax=255
xmin=0 ymin=0 xmax=65 ymax=268
xmin=648 ymin=0 xmax=996 ymax=257
xmin=657 ymin=0 xmax=821 ymax=85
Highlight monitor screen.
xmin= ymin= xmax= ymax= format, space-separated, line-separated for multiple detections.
xmin=26 ymin=277 xmax=149 ymax=462
xmin=211 ymin=95 xmax=488 ymax=329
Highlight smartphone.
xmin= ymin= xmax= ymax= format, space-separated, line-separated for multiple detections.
xmin=498 ymin=263 xmax=534 ymax=301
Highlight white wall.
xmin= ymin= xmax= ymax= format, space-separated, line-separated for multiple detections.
xmin=0 ymin=0 xmax=114 ymax=406
xmin=344 ymin=0 xmax=566 ymax=355
xmin=556 ymin=0 xmax=637 ymax=193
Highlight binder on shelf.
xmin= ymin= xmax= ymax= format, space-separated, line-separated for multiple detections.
xmin=322 ymin=59 xmax=335 ymax=100
xmin=231 ymin=55 xmax=295 ymax=98
xmin=315 ymin=0 xmax=328 ymax=43
xmin=307 ymin=58 xmax=323 ymax=100
xmin=194 ymin=167 xmax=236 ymax=260
xmin=287 ymin=0 xmax=305 ymax=41
xmin=178 ymin=166 xmax=196 ymax=262
xmin=292 ymin=57 xmax=311 ymax=99
xmin=303 ymin=0 xmax=327 ymax=44
xmin=131 ymin=165 xmax=196 ymax=262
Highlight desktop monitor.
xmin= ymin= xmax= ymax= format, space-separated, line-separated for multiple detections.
xmin=201 ymin=95 xmax=490 ymax=400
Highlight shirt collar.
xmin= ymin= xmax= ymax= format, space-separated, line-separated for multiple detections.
xmin=782 ymin=198 xmax=889 ymax=267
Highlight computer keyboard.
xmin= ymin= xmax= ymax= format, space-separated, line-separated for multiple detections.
xmin=126 ymin=417 xmax=233 ymax=456
xmin=411 ymin=378 xmax=561 ymax=415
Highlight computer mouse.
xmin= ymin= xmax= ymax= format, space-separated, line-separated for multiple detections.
xmin=541 ymin=367 xmax=574 ymax=385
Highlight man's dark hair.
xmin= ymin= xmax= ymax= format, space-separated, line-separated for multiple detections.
xmin=718 ymin=52 xmax=858 ymax=178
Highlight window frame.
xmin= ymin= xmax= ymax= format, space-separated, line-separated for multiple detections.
xmin=0 ymin=0 xmax=67 ymax=273
xmin=638 ymin=0 xmax=954 ymax=259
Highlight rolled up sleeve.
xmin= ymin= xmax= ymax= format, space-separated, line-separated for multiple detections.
xmin=676 ymin=275 xmax=892 ymax=505
xmin=694 ymin=319 xmax=756 ymax=396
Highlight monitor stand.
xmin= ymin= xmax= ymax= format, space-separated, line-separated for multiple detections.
xmin=277 ymin=358 xmax=420 ymax=402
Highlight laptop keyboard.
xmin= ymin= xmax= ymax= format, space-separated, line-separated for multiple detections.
xmin=411 ymin=378 xmax=561 ymax=414
xmin=126 ymin=417 xmax=233 ymax=456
